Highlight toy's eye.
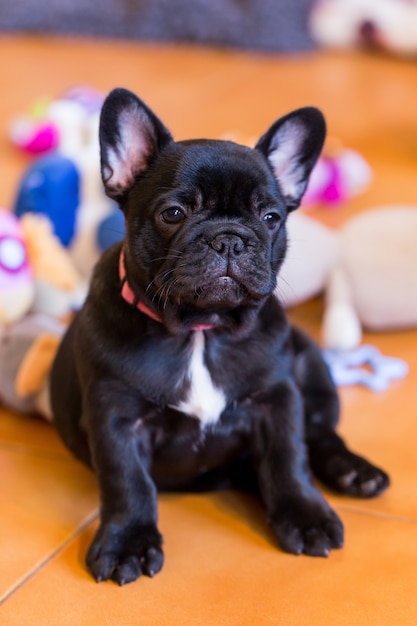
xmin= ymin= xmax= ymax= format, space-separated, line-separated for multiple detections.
xmin=161 ymin=207 xmax=186 ymax=224
xmin=262 ymin=212 xmax=281 ymax=229
xmin=0 ymin=236 xmax=28 ymax=273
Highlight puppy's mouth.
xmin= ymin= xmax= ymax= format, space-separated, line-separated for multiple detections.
xmin=159 ymin=273 xmax=270 ymax=335
xmin=160 ymin=265 xmax=273 ymax=315
xmin=193 ymin=275 xmax=249 ymax=308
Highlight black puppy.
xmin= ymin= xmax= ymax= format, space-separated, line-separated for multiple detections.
xmin=50 ymin=88 xmax=389 ymax=585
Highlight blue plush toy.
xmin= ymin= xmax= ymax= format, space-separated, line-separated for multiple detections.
xmin=13 ymin=149 xmax=122 ymax=276
xmin=14 ymin=152 xmax=80 ymax=247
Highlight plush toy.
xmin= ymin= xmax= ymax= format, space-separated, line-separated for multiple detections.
xmin=15 ymin=153 xmax=80 ymax=247
xmin=9 ymin=97 xmax=59 ymax=154
xmin=9 ymin=87 xmax=104 ymax=155
xmin=19 ymin=212 xmax=86 ymax=318
xmin=0 ymin=209 xmax=84 ymax=323
xmin=302 ymin=140 xmax=372 ymax=209
xmin=0 ymin=210 xmax=34 ymax=323
xmin=0 ymin=209 xmax=84 ymax=417
xmin=0 ymin=314 xmax=64 ymax=418
xmin=310 ymin=0 xmax=417 ymax=57
xmin=278 ymin=205 xmax=417 ymax=350
xmin=322 ymin=344 xmax=408 ymax=392
xmin=12 ymin=88 xmax=116 ymax=277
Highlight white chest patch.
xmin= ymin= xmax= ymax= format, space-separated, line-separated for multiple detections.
xmin=172 ymin=331 xmax=226 ymax=427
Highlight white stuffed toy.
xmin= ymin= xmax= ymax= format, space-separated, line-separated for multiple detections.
xmin=279 ymin=205 xmax=417 ymax=347
xmin=310 ymin=0 xmax=417 ymax=57
xmin=277 ymin=206 xmax=414 ymax=389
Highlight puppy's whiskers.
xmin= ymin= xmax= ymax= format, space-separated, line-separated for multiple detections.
xmin=145 ymin=274 xmax=162 ymax=297
xmin=163 ymin=279 xmax=178 ymax=311
xmin=154 ymin=261 xmax=195 ymax=290
xmin=153 ymin=279 xmax=174 ymax=311
xmin=149 ymin=246 xmax=185 ymax=262
xmin=144 ymin=264 xmax=185 ymax=299
xmin=150 ymin=253 xmax=183 ymax=263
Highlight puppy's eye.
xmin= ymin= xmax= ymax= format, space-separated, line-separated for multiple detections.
xmin=262 ymin=212 xmax=281 ymax=229
xmin=161 ymin=207 xmax=186 ymax=224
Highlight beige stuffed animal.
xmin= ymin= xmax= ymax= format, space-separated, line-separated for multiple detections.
xmin=278 ymin=205 xmax=417 ymax=350
xmin=0 ymin=314 xmax=64 ymax=418
xmin=20 ymin=212 xmax=85 ymax=319
xmin=310 ymin=0 xmax=417 ymax=57
xmin=0 ymin=210 xmax=83 ymax=418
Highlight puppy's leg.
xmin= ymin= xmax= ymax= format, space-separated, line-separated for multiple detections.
xmin=292 ymin=328 xmax=390 ymax=497
xmin=83 ymin=382 xmax=163 ymax=585
xmin=50 ymin=323 xmax=93 ymax=468
xmin=253 ymin=380 xmax=344 ymax=557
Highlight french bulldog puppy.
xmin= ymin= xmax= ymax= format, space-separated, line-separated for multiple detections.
xmin=50 ymin=88 xmax=389 ymax=585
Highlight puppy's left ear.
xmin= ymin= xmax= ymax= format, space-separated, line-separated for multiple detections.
xmin=256 ymin=107 xmax=326 ymax=211
xmin=99 ymin=88 xmax=173 ymax=202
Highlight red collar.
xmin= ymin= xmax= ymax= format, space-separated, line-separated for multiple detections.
xmin=119 ymin=249 xmax=214 ymax=331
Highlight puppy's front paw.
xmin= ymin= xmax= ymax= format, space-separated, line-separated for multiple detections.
xmin=271 ymin=498 xmax=344 ymax=557
xmin=86 ymin=521 xmax=164 ymax=585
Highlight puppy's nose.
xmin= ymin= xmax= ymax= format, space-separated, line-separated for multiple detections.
xmin=210 ymin=233 xmax=245 ymax=257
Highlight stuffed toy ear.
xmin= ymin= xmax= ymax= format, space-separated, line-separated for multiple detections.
xmin=99 ymin=88 xmax=173 ymax=202
xmin=256 ymin=107 xmax=326 ymax=210
xmin=15 ymin=332 xmax=61 ymax=398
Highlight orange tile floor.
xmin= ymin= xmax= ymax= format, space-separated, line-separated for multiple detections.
xmin=1 ymin=35 xmax=417 ymax=624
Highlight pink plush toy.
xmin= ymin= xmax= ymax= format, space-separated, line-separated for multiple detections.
xmin=10 ymin=120 xmax=59 ymax=154
xmin=302 ymin=142 xmax=372 ymax=209
xmin=9 ymin=100 xmax=59 ymax=154
xmin=0 ymin=209 xmax=84 ymax=323
xmin=0 ymin=210 xmax=34 ymax=323
xmin=9 ymin=87 xmax=104 ymax=155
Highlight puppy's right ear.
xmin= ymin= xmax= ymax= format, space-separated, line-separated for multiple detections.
xmin=99 ymin=88 xmax=173 ymax=202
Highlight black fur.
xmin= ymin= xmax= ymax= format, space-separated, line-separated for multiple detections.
xmin=50 ymin=88 xmax=389 ymax=585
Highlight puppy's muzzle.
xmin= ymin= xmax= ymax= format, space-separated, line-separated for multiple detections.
xmin=202 ymin=225 xmax=254 ymax=284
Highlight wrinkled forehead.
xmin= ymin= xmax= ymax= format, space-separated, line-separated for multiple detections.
xmin=176 ymin=139 xmax=272 ymax=181
xmin=165 ymin=139 xmax=281 ymax=206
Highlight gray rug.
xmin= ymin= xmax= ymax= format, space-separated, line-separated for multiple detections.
xmin=0 ymin=0 xmax=315 ymax=52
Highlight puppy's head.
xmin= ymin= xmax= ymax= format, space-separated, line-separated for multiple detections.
xmin=99 ymin=88 xmax=325 ymax=335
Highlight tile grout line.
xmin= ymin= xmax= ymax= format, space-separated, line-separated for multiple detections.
xmin=0 ymin=510 xmax=99 ymax=606
xmin=335 ymin=503 xmax=417 ymax=526
xmin=0 ymin=502 xmax=415 ymax=606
